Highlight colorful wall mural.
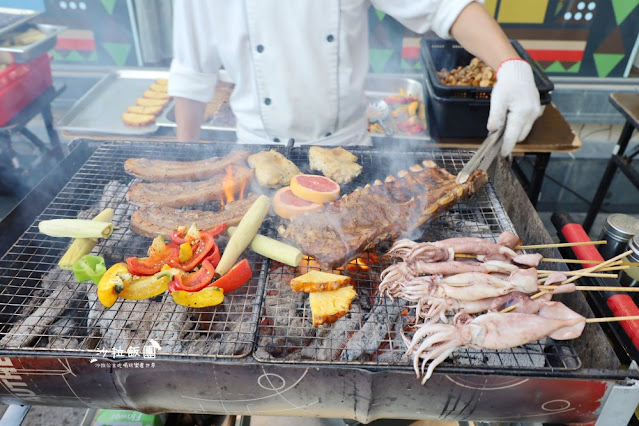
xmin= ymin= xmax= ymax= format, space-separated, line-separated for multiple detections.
xmin=0 ymin=0 xmax=137 ymax=67
xmin=369 ymin=0 xmax=639 ymax=78
xmin=1 ymin=0 xmax=637 ymax=77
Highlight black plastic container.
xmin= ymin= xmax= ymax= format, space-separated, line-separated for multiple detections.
xmin=420 ymin=38 xmax=554 ymax=139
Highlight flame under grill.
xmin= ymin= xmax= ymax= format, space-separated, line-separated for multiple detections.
xmin=0 ymin=141 xmax=580 ymax=374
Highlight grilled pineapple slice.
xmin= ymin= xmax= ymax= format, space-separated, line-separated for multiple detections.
xmin=290 ymin=270 xmax=351 ymax=293
xmin=309 ymin=286 xmax=357 ymax=326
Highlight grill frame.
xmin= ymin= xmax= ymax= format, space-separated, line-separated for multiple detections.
xmin=0 ymin=139 xmax=636 ymax=424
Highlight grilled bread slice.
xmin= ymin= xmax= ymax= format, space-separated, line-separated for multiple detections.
xmin=309 ymin=146 xmax=363 ymax=184
xmin=309 ymin=286 xmax=357 ymax=326
xmin=127 ymin=105 xmax=163 ymax=115
xmin=122 ymin=112 xmax=155 ymax=127
xmin=149 ymin=83 xmax=168 ymax=93
xmin=136 ymin=98 xmax=169 ymax=108
xmin=290 ymin=270 xmax=351 ymax=293
xmin=143 ymin=90 xmax=170 ymax=100
xmin=248 ymin=149 xmax=301 ymax=188
xmin=156 ymin=78 xmax=168 ymax=86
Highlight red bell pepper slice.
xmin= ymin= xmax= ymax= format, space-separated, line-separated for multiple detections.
xmin=179 ymin=231 xmax=215 ymax=272
xmin=169 ymin=260 xmax=216 ymax=293
xmin=202 ymin=242 xmax=221 ymax=268
xmin=171 ymin=223 xmax=227 ymax=245
xmin=203 ymin=223 xmax=227 ymax=239
xmin=170 ymin=229 xmax=187 ymax=245
xmin=208 ymin=259 xmax=252 ymax=293
xmin=126 ymin=244 xmax=180 ymax=276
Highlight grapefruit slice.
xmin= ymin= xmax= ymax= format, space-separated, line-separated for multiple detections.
xmin=290 ymin=174 xmax=340 ymax=204
xmin=273 ymin=187 xmax=324 ymax=220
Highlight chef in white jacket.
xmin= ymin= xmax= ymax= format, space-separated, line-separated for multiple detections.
xmin=169 ymin=0 xmax=541 ymax=156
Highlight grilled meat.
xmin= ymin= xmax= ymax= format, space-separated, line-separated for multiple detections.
xmin=130 ymin=193 xmax=259 ymax=238
xmin=280 ymin=161 xmax=488 ymax=269
xmin=309 ymin=146 xmax=363 ymax=184
xmin=248 ymin=149 xmax=301 ymax=188
xmin=126 ymin=165 xmax=253 ymax=207
xmin=124 ymin=150 xmax=250 ymax=182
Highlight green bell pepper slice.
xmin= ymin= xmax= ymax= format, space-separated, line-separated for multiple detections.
xmin=72 ymin=255 xmax=107 ymax=285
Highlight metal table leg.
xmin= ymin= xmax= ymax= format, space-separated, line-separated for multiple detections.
xmin=0 ymin=132 xmax=20 ymax=171
xmin=583 ymin=121 xmax=635 ymax=233
xmin=18 ymin=127 xmax=49 ymax=153
xmin=0 ymin=404 xmax=30 ymax=425
xmin=41 ymin=104 xmax=65 ymax=159
xmin=509 ymin=153 xmax=551 ymax=208
xmin=595 ymin=380 xmax=639 ymax=426
xmin=527 ymin=152 xmax=551 ymax=208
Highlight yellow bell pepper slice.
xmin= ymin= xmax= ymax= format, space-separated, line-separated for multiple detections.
xmin=171 ymin=286 xmax=224 ymax=308
xmin=408 ymin=101 xmax=419 ymax=117
xmin=119 ymin=267 xmax=182 ymax=300
xmin=97 ymin=263 xmax=129 ymax=308
xmin=179 ymin=242 xmax=193 ymax=263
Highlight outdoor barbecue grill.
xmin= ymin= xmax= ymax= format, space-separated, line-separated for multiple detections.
xmin=0 ymin=139 xmax=637 ymax=424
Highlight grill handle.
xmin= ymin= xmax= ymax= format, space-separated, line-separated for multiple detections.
xmin=552 ymin=211 xmax=639 ymax=351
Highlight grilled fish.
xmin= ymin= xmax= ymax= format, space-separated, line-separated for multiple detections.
xmin=279 ymin=161 xmax=488 ymax=269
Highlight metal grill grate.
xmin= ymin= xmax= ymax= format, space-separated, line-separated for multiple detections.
xmin=0 ymin=141 xmax=581 ymax=373
xmin=254 ymin=147 xmax=581 ymax=373
xmin=0 ymin=141 xmax=271 ymax=359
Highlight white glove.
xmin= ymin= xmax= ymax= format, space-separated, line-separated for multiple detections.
xmin=487 ymin=59 xmax=542 ymax=157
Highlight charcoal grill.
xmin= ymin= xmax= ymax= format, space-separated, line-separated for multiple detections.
xmin=0 ymin=139 xmax=637 ymax=424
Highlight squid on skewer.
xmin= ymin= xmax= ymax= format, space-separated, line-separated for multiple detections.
xmin=388 ymin=232 xmax=520 ymax=262
xmin=387 ymin=232 xmax=543 ymax=268
xmin=379 ymin=259 xmax=518 ymax=293
xmin=382 ymin=268 xmax=541 ymax=302
xmin=403 ymin=301 xmax=586 ymax=384
xmin=387 ymin=270 xmax=571 ymax=323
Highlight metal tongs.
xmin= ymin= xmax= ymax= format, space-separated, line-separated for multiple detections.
xmin=456 ymin=124 xmax=505 ymax=184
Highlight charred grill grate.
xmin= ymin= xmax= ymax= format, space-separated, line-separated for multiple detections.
xmin=0 ymin=141 xmax=272 ymax=359
xmin=254 ymin=147 xmax=581 ymax=373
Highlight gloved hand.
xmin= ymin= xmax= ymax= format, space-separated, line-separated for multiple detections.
xmin=487 ymin=59 xmax=542 ymax=157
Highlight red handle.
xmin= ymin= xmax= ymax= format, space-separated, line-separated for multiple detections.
xmin=608 ymin=295 xmax=639 ymax=349
xmin=561 ymin=223 xmax=604 ymax=267
xmin=561 ymin=223 xmax=639 ymax=348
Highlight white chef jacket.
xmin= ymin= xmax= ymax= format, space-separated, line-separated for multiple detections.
xmin=169 ymin=0 xmax=476 ymax=146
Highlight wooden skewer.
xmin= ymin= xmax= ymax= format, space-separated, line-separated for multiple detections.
xmin=503 ymin=257 xmax=628 ymax=313
xmin=537 ymin=270 xmax=617 ymax=278
xmin=537 ymin=266 xmax=627 ymax=274
xmin=563 ymin=251 xmax=631 ymax=285
xmin=586 ymin=316 xmax=639 ymax=323
xmin=515 ymin=240 xmax=607 ymax=250
xmin=540 ymin=285 xmax=639 ymax=292
xmin=501 ymin=291 xmax=548 ymax=313
xmin=541 ymin=258 xmax=639 ymax=267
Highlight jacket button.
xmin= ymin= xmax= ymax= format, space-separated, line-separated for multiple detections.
xmin=326 ymin=34 xmax=334 ymax=42
xmin=325 ymin=132 xmax=332 ymax=137
xmin=273 ymin=138 xmax=280 ymax=142
xmin=256 ymin=44 xmax=264 ymax=53
xmin=264 ymin=98 xmax=271 ymax=105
